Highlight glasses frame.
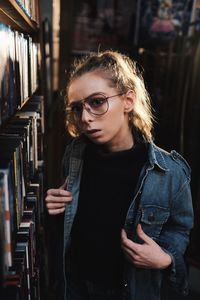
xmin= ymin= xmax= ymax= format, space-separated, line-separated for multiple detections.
xmin=66 ymin=92 xmax=124 ymax=121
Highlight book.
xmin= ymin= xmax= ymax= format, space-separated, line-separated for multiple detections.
xmin=0 ymin=173 xmax=6 ymax=282
xmin=15 ymin=241 xmax=31 ymax=300
xmin=0 ymin=0 xmax=43 ymax=298
xmin=0 ymin=23 xmax=39 ymax=124
xmin=16 ymin=0 xmax=39 ymax=22
xmin=0 ymin=24 xmax=10 ymax=123
xmin=0 ymin=169 xmax=13 ymax=274
xmin=0 ymin=137 xmax=25 ymax=229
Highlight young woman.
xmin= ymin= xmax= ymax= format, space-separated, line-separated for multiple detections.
xmin=45 ymin=51 xmax=193 ymax=300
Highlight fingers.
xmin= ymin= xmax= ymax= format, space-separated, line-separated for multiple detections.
xmin=46 ymin=201 xmax=66 ymax=209
xmin=121 ymin=228 xmax=127 ymax=239
xmin=121 ymin=226 xmax=169 ymax=269
xmin=136 ymin=224 xmax=153 ymax=244
xmin=47 ymin=207 xmax=66 ymax=215
xmin=121 ymin=225 xmax=154 ymax=256
xmin=123 ymin=250 xmax=134 ymax=264
xmin=121 ymin=229 xmax=140 ymax=253
xmin=47 ymin=188 xmax=72 ymax=197
xmin=123 ymin=248 xmax=148 ymax=268
xmin=45 ymin=185 xmax=73 ymax=215
xmin=123 ymin=245 xmax=138 ymax=260
xmin=121 ymin=238 xmax=143 ymax=267
xmin=59 ymin=177 xmax=68 ymax=190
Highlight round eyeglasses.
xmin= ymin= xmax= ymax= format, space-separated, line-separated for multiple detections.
xmin=66 ymin=92 xmax=124 ymax=124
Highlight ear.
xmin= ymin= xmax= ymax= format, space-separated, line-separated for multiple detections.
xmin=124 ymin=90 xmax=135 ymax=113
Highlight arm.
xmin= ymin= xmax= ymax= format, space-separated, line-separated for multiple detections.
xmin=121 ymin=180 xmax=193 ymax=294
xmin=45 ymin=140 xmax=74 ymax=215
xmin=156 ymin=180 xmax=194 ymax=294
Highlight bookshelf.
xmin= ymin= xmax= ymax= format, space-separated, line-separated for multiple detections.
xmin=0 ymin=1 xmax=45 ymax=299
xmin=0 ymin=0 xmax=38 ymax=33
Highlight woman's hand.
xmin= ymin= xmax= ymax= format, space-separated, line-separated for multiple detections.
xmin=121 ymin=224 xmax=172 ymax=269
xmin=45 ymin=178 xmax=72 ymax=215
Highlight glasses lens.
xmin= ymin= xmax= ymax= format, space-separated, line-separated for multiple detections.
xmin=67 ymin=102 xmax=83 ymax=123
xmin=86 ymin=96 xmax=108 ymax=115
xmin=67 ymin=96 xmax=108 ymax=124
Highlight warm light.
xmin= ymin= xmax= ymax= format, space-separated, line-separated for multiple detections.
xmin=52 ymin=0 xmax=60 ymax=91
xmin=0 ymin=28 xmax=9 ymax=84
xmin=138 ymin=48 xmax=145 ymax=54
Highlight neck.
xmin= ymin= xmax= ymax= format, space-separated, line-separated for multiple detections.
xmin=106 ymin=130 xmax=134 ymax=152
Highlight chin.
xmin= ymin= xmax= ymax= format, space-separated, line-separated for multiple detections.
xmin=87 ymin=136 xmax=107 ymax=145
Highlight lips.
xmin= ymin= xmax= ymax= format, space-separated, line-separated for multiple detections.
xmin=85 ymin=129 xmax=101 ymax=138
xmin=86 ymin=129 xmax=101 ymax=134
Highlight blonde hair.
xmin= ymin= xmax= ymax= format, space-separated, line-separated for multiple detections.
xmin=65 ymin=50 xmax=154 ymax=142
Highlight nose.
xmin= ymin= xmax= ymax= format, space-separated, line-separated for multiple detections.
xmin=81 ymin=106 xmax=93 ymax=123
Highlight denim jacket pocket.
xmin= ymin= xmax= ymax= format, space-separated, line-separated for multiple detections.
xmin=140 ymin=205 xmax=170 ymax=240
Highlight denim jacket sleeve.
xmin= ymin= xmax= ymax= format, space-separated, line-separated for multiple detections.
xmin=61 ymin=136 xmax=86 ymax=182
xmin=61 ymin=139 xmax=74 ymax=181
xmin=157 ymin=153 xmax=194 ymax=295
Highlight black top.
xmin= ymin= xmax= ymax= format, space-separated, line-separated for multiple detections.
xmin=68 ymin=139 xmax=147 ymax=287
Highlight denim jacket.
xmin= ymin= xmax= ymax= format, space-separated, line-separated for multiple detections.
xmin=60 ymin=136 xmax=194 ymax=300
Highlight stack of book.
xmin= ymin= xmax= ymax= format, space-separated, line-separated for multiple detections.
xmin=16 ymin=0 xmax=39 ymax=23
xmin=0 ymin=0 xmax=45 ymax=298
xmin=0 ymin=96 xmax=44 ymax=299
xmin=0 ymin=22 xmax=39 ymax=125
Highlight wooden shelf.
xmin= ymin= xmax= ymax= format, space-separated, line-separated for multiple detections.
xmin=20 ymin=97 xmax=30 ymax=109
xmin=0 ymin=0 xmax=38 ymax=33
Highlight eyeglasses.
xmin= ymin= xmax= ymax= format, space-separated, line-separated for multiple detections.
xmin=66 ymin=92 xmax=124 ymax=124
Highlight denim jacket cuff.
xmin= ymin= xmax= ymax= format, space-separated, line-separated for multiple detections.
xmin=159 ymin=242 xmax=189 ymax=295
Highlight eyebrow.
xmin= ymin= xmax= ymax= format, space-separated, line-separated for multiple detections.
xmin=70 ymin=92 xmax=106 ymax=104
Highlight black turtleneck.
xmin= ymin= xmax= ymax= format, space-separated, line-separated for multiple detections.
xmin=68 ymin=139 xmax=147 ymax=287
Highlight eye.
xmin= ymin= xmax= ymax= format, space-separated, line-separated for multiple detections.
xmin=88 ymin=97 xmax=106 ymax=107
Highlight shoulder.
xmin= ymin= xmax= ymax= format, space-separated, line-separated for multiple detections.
xmin=152 ymin=144 xmax=191 ymax=180
xmin=61 ymin=136 xmax=86 ymax=179
xmin=62 ymin=135 xmax=87 ymax=163
xmin=61 ymin=138 xmax=74 ymax=164
xmin=169 ymin=150 xmax=191 ymax=178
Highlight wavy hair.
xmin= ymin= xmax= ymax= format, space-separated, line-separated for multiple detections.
xmin=65 ymin=51 xmax=154 ymax=142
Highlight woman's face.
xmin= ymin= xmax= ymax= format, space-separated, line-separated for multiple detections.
xmin=68 ymin=71 xmax=134 ymax=151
